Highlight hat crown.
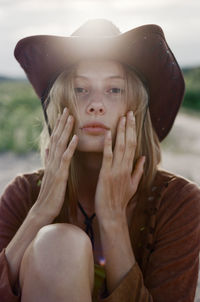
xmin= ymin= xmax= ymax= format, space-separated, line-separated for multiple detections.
xmin=71 ymin=19 xmax=121 ymax=37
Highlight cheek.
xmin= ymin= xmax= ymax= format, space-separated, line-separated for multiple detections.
xmin=72 ymin=108 xmax=84 ymax=128
xmin=72 ymin=109 xmax=84 ymax=133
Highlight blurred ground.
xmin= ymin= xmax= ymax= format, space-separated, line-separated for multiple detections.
xmin=0 ymin=110 xmax=200 ymax=301
xmin=161 ymin=110 xmax=200 ymax=185
xmin=0 ymin=152 xmax=41 ymax=195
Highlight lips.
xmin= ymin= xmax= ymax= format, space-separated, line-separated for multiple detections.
xmin=81 ymin=122 xmax=109 ymax=135
xmin=82 ymin=122 xmax=109 ymax=130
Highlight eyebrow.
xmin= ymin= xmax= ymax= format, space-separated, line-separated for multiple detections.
xmin=75 ymin=75 xmax=125 ymax=80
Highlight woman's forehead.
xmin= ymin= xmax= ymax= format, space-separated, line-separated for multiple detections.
xmin=74 ymin=59 xmax=125 ymax=80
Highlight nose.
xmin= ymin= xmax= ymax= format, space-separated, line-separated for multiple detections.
xmin=86 ymin=91 xmax=105 ymax=115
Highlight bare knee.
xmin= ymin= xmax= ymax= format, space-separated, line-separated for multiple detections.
xmin=19 ymin=223 xmax=94 ymax=290
xmin=32 ymin=223 xmax=92 ymax=255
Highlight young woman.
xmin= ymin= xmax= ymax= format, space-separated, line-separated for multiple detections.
xmin=0 ymin=19 xmax=200 ymax=302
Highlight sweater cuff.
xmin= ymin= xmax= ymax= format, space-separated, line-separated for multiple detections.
xmin=0 ymin=248 xmax=21 ymax=302
xmin=99 ymin=262 xmax=149 ymax=302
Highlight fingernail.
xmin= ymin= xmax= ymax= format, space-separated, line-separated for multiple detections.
xmin=68 ymin=115 xmax=73 ymax=122
xmin=63 ymin=107 xmax=68 ymax=114
xmin=142 ymin=156 xmax=146 ymax=164
xmin=107 ymin=130 xmax=112 ymax=138
xmin=122 ymin=116 xmax=126 ymax=123
xmin=129 ymin=111 xmax=134 ymax=118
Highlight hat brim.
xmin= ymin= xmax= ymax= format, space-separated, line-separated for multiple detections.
xmin=14 ymin=24 xmax=185 ymax=141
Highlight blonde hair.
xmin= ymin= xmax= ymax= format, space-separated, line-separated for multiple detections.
xmin=40 ymin=63 xmax=161 ymax=223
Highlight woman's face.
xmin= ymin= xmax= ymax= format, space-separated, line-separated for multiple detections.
xmin=72 ymin=59 xmax=128 ymax=152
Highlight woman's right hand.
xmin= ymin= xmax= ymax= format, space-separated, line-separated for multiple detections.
xmin=31 ymin=107 xmax=78 ymax=224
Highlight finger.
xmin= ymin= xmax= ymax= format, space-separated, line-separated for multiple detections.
xmin=101 ymin=130 xmax=113 ymax=171
xmin=49 ymin=107 xmax=69 ymax=159
xmin=54 ymin=115 xmax=75 ymax=161
xmin=49 ymin=112 xmax=61 ymax=143
xmin=124 ymin=111 xmax=137 ymax=171
xmin=112 ymin=116 xmax=126 ymax=165
xmin=131 ymin=156 xmax=145 ymax=189
xmin=47 ymin=113 xmax=61 ymax=160
xmin=53 ymin=113 xmax=62 ymax=132
xmin=51 ymin=107 xmax=69 ymax=144
xmin=49 ymin=110 xmax=64 ymax=141
xmin=59 ymin=134 xmax=79 ymax=177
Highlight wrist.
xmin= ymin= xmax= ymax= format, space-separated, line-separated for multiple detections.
xmin=28 ymin=203 xmax=55 ymax=226
xmin=98 ymin=213 xmax=128 ymax=234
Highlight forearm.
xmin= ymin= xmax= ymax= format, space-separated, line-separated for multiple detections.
xmin=5 ymin=209 xmax=48 ymax=289
xmin=99 ymin=214 xmax=136 ymax=294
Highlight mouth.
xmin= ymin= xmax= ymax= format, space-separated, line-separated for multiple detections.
xmin=81 ymin=123 xmax=109 ymax=135
xmin=81 ymin=127 xmax=107 ymax=135
xmin=82 ymin=123 xmax=109 ymax=129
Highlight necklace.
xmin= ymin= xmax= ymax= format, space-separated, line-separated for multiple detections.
xmin=78 ymin=201 xmax=96 ymax=249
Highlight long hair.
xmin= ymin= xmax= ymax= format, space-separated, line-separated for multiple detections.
xmin=39 ymin=63 xmax=161 ymax=223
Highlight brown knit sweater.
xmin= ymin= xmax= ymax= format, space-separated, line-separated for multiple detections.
xmin=0 ymin=169 xmax=200 ymax=302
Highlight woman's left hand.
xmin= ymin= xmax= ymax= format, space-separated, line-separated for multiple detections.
xmin=95 ymin=110 xmax=145 ymax=223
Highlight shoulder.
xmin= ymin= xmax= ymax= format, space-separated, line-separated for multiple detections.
xmin=155 ymin=169 xmax=200 ymax=202
xmin=3 ymin=169 xmax=44 ymax=192
xmin=0 ymin=169 xmax=44 ymax=207
xmin=15 ymin=169 xmax=44 ymax=188
xmin=155 ymin=168 xmax=198 ymax=185
xmin=152 ymin=169 xmax=200 ymax=229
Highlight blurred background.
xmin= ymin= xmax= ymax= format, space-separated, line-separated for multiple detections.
xmin=0 ymin=0 xmax=200 ymax=299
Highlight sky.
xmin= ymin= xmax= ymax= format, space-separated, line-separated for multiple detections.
xmin=0 ymin=0 xmax=200 ymax=78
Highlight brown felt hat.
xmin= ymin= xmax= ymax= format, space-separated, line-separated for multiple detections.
xmin=14 ymin=19 xmax=185 ymax=141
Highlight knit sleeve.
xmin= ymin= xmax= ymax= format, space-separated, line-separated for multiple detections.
xmin=144 ymin=179 xmax=200 ymax=301
xmin=0 ymin=174 xmax=37 ymax=302
xmin=0 ymin=248 xmax=21 ymax=301
xmin=99 ymin=261 xmax=151 ymax=302
xmin=99 ymin=178 xmax=200 ymax=302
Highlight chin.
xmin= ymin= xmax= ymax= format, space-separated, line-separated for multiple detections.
xmin=76 ymin=137 xmax=104 ymax=152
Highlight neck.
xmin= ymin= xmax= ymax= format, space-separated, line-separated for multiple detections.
xmin=74 ymin=151 xmax=103 ymax=214
xmin=75 ymin=150 xmax=103 ymax=172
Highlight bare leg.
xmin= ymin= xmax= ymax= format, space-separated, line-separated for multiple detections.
xmin=19 ymin=223 xmax=94 ymax=302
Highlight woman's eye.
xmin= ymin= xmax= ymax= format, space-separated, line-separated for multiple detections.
xmin=108 ymin=88 xmax=124 ymax=94
xmin=74 ymin=87 xmax=88 ymax=93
